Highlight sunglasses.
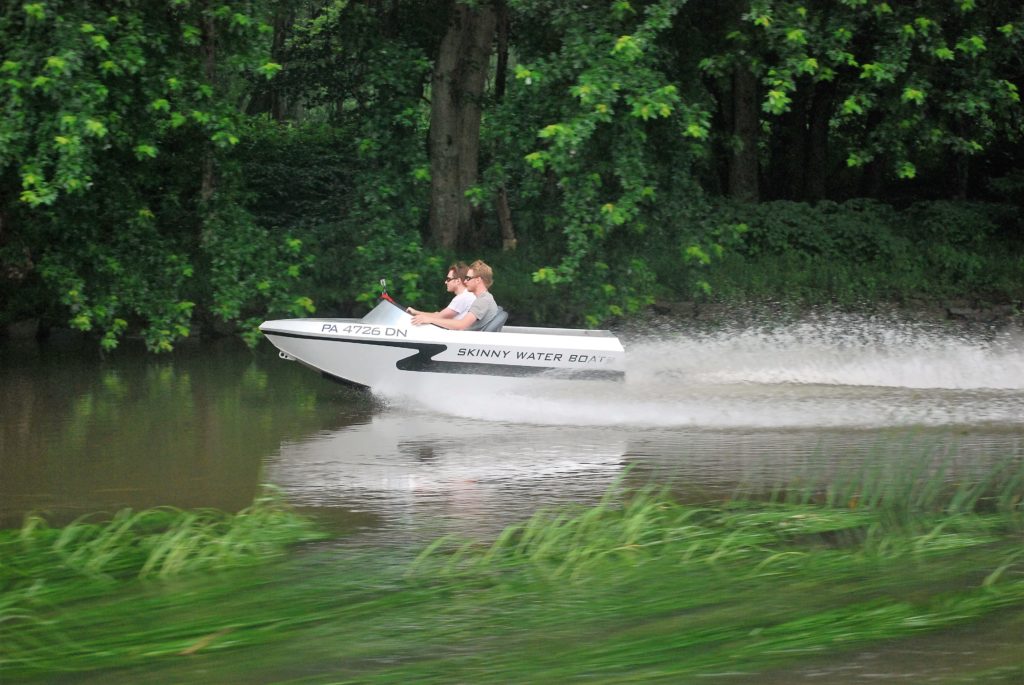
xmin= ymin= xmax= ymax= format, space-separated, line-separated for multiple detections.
xmin=463 ymin=275 xmax=478 ymax=282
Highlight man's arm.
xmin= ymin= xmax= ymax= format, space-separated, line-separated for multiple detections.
xmin=407 ymin=307 xmax=456 ymax=318
xmin=412 ymin=312 xmax=478 ymax=329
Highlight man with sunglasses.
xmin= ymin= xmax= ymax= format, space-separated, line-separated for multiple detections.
xmin=411 ymin=260 xmax=497 ymax=330
xmin=406 ymin=262 xmax=475 ymax=321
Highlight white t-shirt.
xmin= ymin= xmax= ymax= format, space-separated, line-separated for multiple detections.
xmin=446 ymin=291 xmax=476 ymax=320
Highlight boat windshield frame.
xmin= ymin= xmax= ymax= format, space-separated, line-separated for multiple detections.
xmin=361 ymin=299 xmax=410 ymax=327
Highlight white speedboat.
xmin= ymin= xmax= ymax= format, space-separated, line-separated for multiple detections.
xmin=260 ymin=297 xmax=625 ymax=389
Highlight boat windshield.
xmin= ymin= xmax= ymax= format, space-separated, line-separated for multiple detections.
xmin=361 ymin=299 xmax=410 ymax=327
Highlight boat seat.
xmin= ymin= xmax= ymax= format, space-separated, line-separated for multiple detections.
xmin=475 ymin=306 xmax=508 ymax=332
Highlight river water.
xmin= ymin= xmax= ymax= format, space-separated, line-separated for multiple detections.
xmin=3 ymin=313 xmax=1023 ymax=540
xmin=3 ymin=314 xmax=1024 ymax=681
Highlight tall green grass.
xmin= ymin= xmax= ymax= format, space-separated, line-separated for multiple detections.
xmin=2 ymin=460 xmax=1022 ymax=682
xmin=4 ymin=485 xmax=324 ymax=584
xmin=0 ymin=486 xmax=325 ymax=672
xmin=409 ymin=464 xmax=1023 ymax=586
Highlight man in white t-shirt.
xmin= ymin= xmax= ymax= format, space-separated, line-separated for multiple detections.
xmin=406 ymin=262 xmax=475 ymax=320
xmin=411 ymin=260 xmax=497 ymax=330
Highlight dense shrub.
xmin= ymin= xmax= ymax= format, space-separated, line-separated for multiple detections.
xmin=653 ymin=199 xmax=1024 ymax=306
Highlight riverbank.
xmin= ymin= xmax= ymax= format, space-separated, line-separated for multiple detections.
xmin=647 ymin=297 xmax=1022 ymax=327
xmin=5 ymin=295 xmax=1021 ymax=347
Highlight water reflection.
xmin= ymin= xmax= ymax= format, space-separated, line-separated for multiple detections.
xmin=266 ymin=414 xmax=1023 ymax=543
xmin=0 ymin=339 xmax=365 ymax=527
xmin=266 ymin=410 xmax=627 ymax=541
xmin=624 ymin=426 xmax=1024 ymax=497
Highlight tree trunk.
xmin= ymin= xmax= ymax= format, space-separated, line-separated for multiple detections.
xmin=494 ymin=0 xmax=508 ymax=104
xmin=200 ymin=11 xmax=217 ymax=202
xmin=493 ymin=1 xmax=516 ymax=251
xmin=496 ymin=186 xmax=517 ymax=250
xmin=770 ymin=88 xmax=809 ymax=200
xmin=429 ymin=2 xmax=497 ymax=248
xmin=861 ymin=158 xmax=886 ymax=198
xmin=269 ymin=8 xmax=292 ymax=122
xmin=805 ymin=82 xmax=834 ymax=202
xmin=246 ymin=8 xmax=293 ymax=119
xmin=727 ymin=65 xmax=760 ymax=203
xmin=952 ymin=155 xmax=970 ymax=199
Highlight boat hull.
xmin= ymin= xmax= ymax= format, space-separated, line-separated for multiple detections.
xmin=260 ymin=302 xmax=625 ymax=389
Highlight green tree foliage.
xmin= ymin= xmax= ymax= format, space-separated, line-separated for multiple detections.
xmin=702 ymin=0 xmax=1024 ymax=195
xmin=501 ymin=0 xmax=709 ymax=324
xmin=1 ymin=0 xmax=310 ymax=350
xmin=1 ymin=0 xmax=1022 ymax=345
xmin=272 ymin=0 xmax=441 ymax=309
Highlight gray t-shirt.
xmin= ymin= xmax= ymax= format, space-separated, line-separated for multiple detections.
xmin=468 ymin=290 xmax=497 ymax=327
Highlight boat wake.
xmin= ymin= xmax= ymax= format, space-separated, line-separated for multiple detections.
xmin=378 ymin=316 xmax=1024 ymax=429
xmin=627 ymin=317 xmax=1024 ymax=390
